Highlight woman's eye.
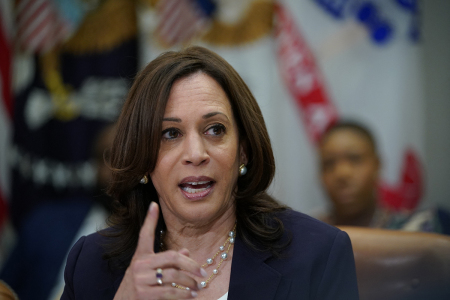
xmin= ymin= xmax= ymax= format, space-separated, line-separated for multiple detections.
xmin=205 ymin=124 xmax=226 ymax=136
xmin=162 ymin=128 xmax=181 ymax=140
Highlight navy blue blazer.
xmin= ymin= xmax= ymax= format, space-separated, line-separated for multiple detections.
xmin=61 ymin=210 xmax=359 ymax=299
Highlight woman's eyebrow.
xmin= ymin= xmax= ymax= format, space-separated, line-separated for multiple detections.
xmin=162 ymin=117 xmax=181 ymax=122
xmin=162 ymin=112 xmax=229 ymax=122
xmin=203 ymin=111 xmax=229 ymax=120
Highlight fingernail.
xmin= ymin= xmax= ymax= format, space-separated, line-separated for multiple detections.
xmin=197 ymin=283 xmax=203 ymax=290
xmin=200 ymin=268 xmax=207 ymax=277
xmin=191 ymin=291 xmax=198 ymax=298
xmin=150 ymin=202 xmax=159 ymax=213
xmin=149 ymin=202 xmax=155 ymax=211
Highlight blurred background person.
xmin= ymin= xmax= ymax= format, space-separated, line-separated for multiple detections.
xmin=317 ymin=120 xmax=450 ymax=234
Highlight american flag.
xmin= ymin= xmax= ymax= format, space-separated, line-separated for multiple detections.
xmin=155 ymin=0 xmax=216 ymax=47
xmin=15 ymin=0 xmax=70 ymax=53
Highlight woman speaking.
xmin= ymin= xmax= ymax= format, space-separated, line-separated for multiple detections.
xmin=61 ymin=46 xmax=359 ymax=300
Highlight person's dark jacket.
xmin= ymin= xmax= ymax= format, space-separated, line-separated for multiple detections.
xmin=61 ymin=209 xmax=359 ymax=299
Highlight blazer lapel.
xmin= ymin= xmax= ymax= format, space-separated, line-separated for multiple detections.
xmin=228 ymin=236 xmax=281 ymax=300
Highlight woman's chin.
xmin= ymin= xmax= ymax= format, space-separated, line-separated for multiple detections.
xmin=177 ymin=208 xmax=220 ymax=225
xmin=175 ymin=199 xmax=232 ymax=225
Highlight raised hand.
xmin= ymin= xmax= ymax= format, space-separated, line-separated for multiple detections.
xmin=113 ymin=202 xmax=206 ymax=299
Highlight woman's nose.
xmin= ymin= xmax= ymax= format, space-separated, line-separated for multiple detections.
xmin=182 ymin=133 xmax=209 ymax=166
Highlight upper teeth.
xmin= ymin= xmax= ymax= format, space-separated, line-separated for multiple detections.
xmin=185 ymin=181 xmax=209 ymax=185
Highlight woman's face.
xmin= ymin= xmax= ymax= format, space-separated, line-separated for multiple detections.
xmin=150 ymin=72 xmax=247 ymax=226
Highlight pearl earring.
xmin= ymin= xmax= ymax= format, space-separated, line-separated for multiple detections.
xmin=140 ymin=175 xmax=148 ymax=184
xmin=239 ymin=164 xmax=247 ymax=176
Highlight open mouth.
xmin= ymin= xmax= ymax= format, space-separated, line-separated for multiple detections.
xmin=179 ymin=181 xmax=214 ymax=193
xmin=178 ymin=176 xmax=216 ymax=200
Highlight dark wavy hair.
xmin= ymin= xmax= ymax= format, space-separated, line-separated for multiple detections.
xmin=103 ymin=46 xmax=289 ymax=270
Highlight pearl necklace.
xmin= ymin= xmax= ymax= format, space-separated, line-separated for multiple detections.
xmin=159 ymin=224 xmax=236 ymax=289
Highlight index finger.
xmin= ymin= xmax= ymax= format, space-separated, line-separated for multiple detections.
xmin=135 ymin=201 xmax=159 ymax=256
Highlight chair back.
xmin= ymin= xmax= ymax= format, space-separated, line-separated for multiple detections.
xmin=340 ymin=226 xmax=450 ymax=300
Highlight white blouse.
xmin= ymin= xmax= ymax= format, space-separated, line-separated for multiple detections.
xmin=218 ymin=292 xmax=228 ymax=300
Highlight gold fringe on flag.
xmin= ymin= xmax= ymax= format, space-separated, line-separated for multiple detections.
xmin=63 ymin=0 xmax=138 ymax=54
xmin=201 ymin=0 xmax=274 ymax=46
